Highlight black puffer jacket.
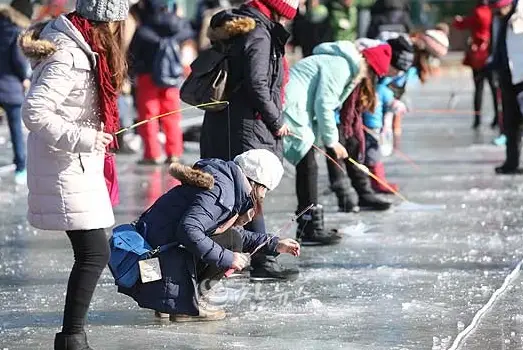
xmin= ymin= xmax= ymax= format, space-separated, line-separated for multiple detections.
xmin=200 ymin=5 xmax=289 ymax=161
xmin=367 ymin=0 xmax=412 ymax=39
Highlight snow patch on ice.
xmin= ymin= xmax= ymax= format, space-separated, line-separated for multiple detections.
xmin=338 ymin=223 xmax=367 ymax=237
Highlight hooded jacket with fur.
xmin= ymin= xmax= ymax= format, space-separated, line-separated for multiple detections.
xmin=200 ymin=4 xmax=290 ymax=161
xmin=121 ymin=158 xmax=279 ymax=315
xmin=0 ymin=4 xmax=30 ymax=105
xmin=19 ymin=15 xmax=114 ymax=231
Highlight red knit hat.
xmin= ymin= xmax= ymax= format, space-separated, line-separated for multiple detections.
xmin=489 ymin=0 xmax=513 ymax=8
xmin=360 ymin=41 xmax=392 ymax=77
xmin=259 ymin=0 xmax=300 ymax=20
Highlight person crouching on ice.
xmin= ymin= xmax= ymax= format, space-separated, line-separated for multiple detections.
xmin=119 ymin=149 xmax=301 ymax=322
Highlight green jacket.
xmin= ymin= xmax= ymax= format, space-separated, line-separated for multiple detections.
xmin=328 ymin=1 xmax=358 ymax=41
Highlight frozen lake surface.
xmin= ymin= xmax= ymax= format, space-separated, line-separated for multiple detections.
xmin=2 ymin=73 xmax=523 ymax=349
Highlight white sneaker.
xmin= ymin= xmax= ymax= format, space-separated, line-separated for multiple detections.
xmin=14 ymin=170 xmax=26 ymax=185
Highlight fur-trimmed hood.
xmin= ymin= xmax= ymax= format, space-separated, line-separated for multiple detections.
xmin=18 ymin=15 xmax=96 ymax=66
xmin=0 ymin=4 xmax=30 ymax=29
xmin=169 ymin=159 xmax=253 ymax=215
xmin=169 ymin=162 xmax=215 ymax=189
xmin=207 ymin=12 xmax=256 ymax=42
xmin=18 ymin=21 xmax=56 ymax=61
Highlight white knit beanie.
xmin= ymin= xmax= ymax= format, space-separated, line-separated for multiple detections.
xmin=234 ymin=149 xmax=284 ymax=191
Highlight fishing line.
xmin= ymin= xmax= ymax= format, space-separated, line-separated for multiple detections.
xmin=288 ymin=133 xmax=409 ymax=202
xmin=362 ymin=126 xmax=421 ymax=172
xmin=114 ymin=101 xmax=229 ymax=136
xmin=224 ymin=203 xmax=314 ymax=278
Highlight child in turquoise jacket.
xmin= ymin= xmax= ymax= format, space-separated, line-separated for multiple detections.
xmin=283 ymin=40 xmax=392 ymax=245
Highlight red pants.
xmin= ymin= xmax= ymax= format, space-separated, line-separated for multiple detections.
xmin=136 ymin=74 xmax=183 ymax=160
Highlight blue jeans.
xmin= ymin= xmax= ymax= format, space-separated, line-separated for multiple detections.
xmin=1 ymin=103 xmax=25 ymax=172
xmin=117 ymin=95 xmax=136 ymax=129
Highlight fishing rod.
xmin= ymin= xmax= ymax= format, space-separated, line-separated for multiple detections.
xmin=224 ymin=203 xmax=315 ymax=278
xmin=288 ymin=133 xmax=409 ymax=202
xmin=113 ymin=101 xmax=229 ymax=136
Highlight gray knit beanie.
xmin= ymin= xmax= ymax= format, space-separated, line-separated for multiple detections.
xmin=76 ymin=0 xmax=129 ymax=22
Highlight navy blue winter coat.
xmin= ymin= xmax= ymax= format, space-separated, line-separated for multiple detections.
xmin=128 ymin=0 xmax=194 ymax=77
xmin=119 ymin=159 xmax=279 ymax=315
xmin=0 ymin=5 xmax=30 ymax=105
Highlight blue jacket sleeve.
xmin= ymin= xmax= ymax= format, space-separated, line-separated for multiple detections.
xmin=235 ymin=227 xmax=280 ymax=256
xmin=11 ymin=37 xmax=30 ymax=81
xmin=379 ymin=85 xmax=395 ymax=108
xmin=176 ymin=190 xmax=234 ymax=269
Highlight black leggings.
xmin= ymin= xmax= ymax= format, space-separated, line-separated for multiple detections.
xmin=62 ymin=229 xmax=109 ymax=335
xmin=295 ymin=148 xmax=318 ymax=212
xmin=473 ymin=68 xmax=499 ymax=121
xmin=499 ymin=74 xmax=523 ymax=169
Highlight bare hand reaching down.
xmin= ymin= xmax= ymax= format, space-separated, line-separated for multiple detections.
xmin=276 ymin=238 xmax=301 ymax=257
xmin=231 ymin=252 xmax=251 ymax=271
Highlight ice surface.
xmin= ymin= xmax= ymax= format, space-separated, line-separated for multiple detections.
xmin=1 ymin=74 xmax=522 ymax=349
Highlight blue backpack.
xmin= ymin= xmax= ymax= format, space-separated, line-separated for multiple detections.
xmin=152 ymin=37 xmax=184 ymax=88
xmin=108 ymin=223 xmax=177 ymax=288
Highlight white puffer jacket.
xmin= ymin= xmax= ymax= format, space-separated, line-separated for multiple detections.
xmin=20 ymin=15 xmax=114 ymax=231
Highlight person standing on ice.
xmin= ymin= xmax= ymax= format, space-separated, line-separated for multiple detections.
xmin=283 ymin=40 xmax=392 ymax=244
xmin=19 ymin=0 xmax=129 ymax=347
xmin=199 ymin=0 xmax=301 ymax=282
xmin=118 ymin=149 xmax=301 ymax=322
xmin=360 ymin=36 xmax=413 ymax=194
xmin=453 ymin=0 xmax=500 ymax=130
xmin=129 ymin=0 xmax=194 ymax=165
xmin=488 ymin=0 xmax=523 ymax=174
xmin=322 ymin=39 xmax=398 ymax=213
xmin=0 ymin=0 xmax=32 ymax=185
xmin=374 ymin=25 xmax=450 ymax=136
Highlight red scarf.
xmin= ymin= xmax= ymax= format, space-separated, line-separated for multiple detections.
xmin=67 ymin=12 xmax=120 ymax=148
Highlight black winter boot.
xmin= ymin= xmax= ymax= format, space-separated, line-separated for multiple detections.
xmin=472 ymin=115 xmax=481 ymax=129
xmin=358 ymin=193 xmax=391 ymax=211
xmin=330 ymin=180 xmax=360 ymax=213
xmin=296 ymin=205 xmax=342 ymax=245
xmin=54 ymin=332 xmax=93 ymax=350
xmin=249 ymin=255 xmax=299 ymax=282
xmin=346 ymin=160 xmax=391 ymax=211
